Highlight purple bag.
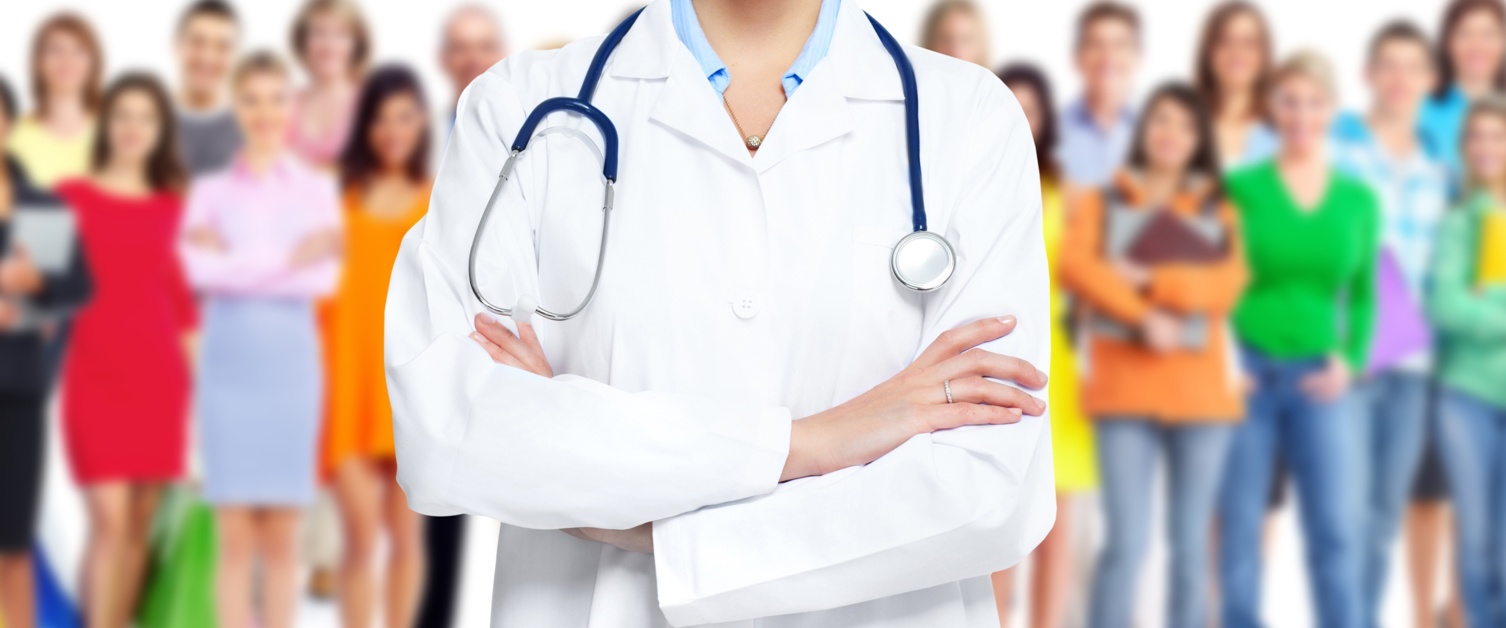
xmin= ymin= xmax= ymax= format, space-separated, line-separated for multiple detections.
xmin=1366 ymin=248 xmax=1433 ymax=375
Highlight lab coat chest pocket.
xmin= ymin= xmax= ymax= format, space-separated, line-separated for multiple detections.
xmin=840 ymin=222 xmax=923 ymax=386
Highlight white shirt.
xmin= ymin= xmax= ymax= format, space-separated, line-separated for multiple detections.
xmin=385 ymin=1 xmax=1055 ymax=626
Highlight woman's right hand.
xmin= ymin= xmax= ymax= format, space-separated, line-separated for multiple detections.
xmin=290 ymin=228 xmax=343 ymax=268
xmin=781 ymin=316 xmax=1047 ymax=482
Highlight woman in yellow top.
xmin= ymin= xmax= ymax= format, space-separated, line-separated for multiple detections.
xmin=8 ymin=13 xmax=102 ymax=188
xmin=993 ymin=63 xmax=1098 ymax=628
xmin=323 ymin=65 xmax=431 ymax=628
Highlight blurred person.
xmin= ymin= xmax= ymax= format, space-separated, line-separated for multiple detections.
xmin=8 ymin=12 xmax=102 ymax=189
xmin=919 ymin=1 xmax=989 ymax=68
xmin=179 ymin=52 xmax=342 ymax=628
xmin=0 ymin=74 xmax=91 ymax=628
xmin=1060 ymin=83 xmax=1247 ymax=628
xmin=1217 ymin=51 xmax=1379 ymax=628
xmin=1422 ymin=0 xmax=1506 ymax=175
xmin=56 ymin=73 xmax=194 ymax=628
xmin=1060 ymin=2 xmax=1142 ymax=190
xmin=439 ymin=4 xmax=508 ymax=113
xmin=175 ymin=0 xmax=243 ymax=176
xmin=990 ymin=63 xmax=1098 ymax=628
xmin=288 ymin=0 xmax=369 ymax=168
xmin=325 ymin=65 xmax=432 ymax=628
xmin=1429 ymin=95 xmax=1506 ymax=628
xmin=1329 ymin=22 xmax=1450 ymax=628
xmin=1193 ymin=1 xmax=1276 ymax=170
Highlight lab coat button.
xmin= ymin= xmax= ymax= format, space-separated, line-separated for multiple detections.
xmin=732 ymin=297 xmax=760 ymax=320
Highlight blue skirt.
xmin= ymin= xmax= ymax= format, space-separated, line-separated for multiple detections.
xmin=197 ymin=297 xmax=322 ymax=506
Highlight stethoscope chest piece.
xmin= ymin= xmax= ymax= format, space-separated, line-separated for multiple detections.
xmin=890 ymin=230 xmax=955 ymax=292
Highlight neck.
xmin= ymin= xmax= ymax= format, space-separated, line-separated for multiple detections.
xmin=1280 ymin=143 xmax=1327 ymax=169
xmin=1460 ymin=76 xmax=1496 ymax=99
xmin=179 ymin=85 xmax=224 ymax=113
xmin=1482 ymin=179 xmax=1506 ymax=203
xmin=1084 ymin=89 xmax=1126 ymax=129
xmin=97 ymin=160 xmax=150 ymax=192
xmin=243 ymin=143 xmax=283 ymax=172
xmin=692 ymin=0 xmax=820 ymax=62
xmin=44 ymin=97 xmax=87 ymax=122
xmin=1218 ymin=87 xmax=1255 ymax=122
xmin=1140 ymin=166 xmax=1183 ymax=204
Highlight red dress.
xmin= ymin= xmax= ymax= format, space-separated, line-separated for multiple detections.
xmin=58 ymin=179 xmax=196 ymax=484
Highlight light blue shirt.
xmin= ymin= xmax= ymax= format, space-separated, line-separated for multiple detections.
xmin=1057 ymin=99 xmax=1136 ymax=187
xmin=670 ymin=0 xmax=842 ymax=98
xmin=1226 ymin=123 xmax=1279 ymax=173
xmin=1419 ymin=84 xmax=1470 ymax=182
xmin=1330 ymin=110 xmax=1450 ymax=369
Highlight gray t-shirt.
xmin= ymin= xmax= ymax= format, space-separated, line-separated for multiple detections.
xmin=177 ymin=109 xmax=242 ymax=176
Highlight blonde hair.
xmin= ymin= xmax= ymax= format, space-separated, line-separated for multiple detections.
xmin=1270 ymin=50 xmax=1337 ymax=99
xmin=233 ymin=50 xmax=291 ymax=88
xmin=289 ymin=0 xmax=370 ymax=76
xmin=1464 ymin=95 xmax=1506 ymax=190
xmin=920 ymin=0 xmax=990 ymax=61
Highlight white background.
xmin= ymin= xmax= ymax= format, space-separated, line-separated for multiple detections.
xmin=1 ymin=1 xmax=1454 ymax=627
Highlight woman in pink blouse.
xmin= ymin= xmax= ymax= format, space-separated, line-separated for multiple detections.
xmin=286 ymin=0 xmax=368 ymax=168
xmin=178 ymin=52 xmax=341 ymax=628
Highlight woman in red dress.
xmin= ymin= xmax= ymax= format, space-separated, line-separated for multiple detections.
xmin=58 ymin=73 xmax=193 ymax=628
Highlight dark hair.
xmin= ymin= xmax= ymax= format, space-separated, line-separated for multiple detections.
xmin=997 ymin=63 xmax=1060 ymax=182
xmin=1435 ymin=0 xmax=1506 ymax=98
xmin=91 ymin=73 xmax=188 ymax=193
xmin=1075 ymin=1 xmax=1141 ymax=51
xmin=1125 ymin=82 xmax=1223 ymax=198
xmin=0 ymin=75 xmax=17 ymax=125
xmin=178 ymin=0 xmax=239 ymax=34
xmin=1369 ymin=20 xmax=1433 ymax=65
xmin=339 ymin=64 xmax=432 ymax=190
xmin=1194 ymin=1 xmax=1272 ymax=121
xmin=30 ymin=12 xmax=105 ymax=116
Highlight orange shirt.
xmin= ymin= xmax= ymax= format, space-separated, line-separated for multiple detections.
xmin=1056 ymin=171 xmax=1248 ymax=423
xmin=321 ymin=182 xmax=431 ymax=475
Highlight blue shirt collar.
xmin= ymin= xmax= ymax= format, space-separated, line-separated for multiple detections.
xmin=670 ymin=0 xmax=842 ymax=98
xmin=1065 ymin=98 xmax=1135 ymax=134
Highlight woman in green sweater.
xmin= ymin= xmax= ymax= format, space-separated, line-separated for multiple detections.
xmin=1216 ymin=51 xmax=1380 ymax=628
xmin=1430 ymin=96 xmax=1506 ymax=628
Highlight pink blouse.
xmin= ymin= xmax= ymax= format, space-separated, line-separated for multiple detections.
xmin=178 ymin=154 xmax=343 ymax=298
xmin=288 ymin=89 xmax=356 ymax=167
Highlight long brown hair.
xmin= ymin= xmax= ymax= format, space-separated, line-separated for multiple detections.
xmin=1435 ymin=0 xmax=1506 ymax=98
xmin=997 ymin=63 xmax=1060 ymax=183
xmin=339 ymin=65 xmax=432 ymax=190
xmin=29 ymin=12 xmax=105 ymax=117
xmin=91 ymin=73 xmax=188 ymax=193
xmin=1193 ymin=1 xmax=1273 ymax=122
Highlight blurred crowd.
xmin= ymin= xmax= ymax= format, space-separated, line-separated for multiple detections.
xmin=0 ymin=1 xmax=1503 ymax=628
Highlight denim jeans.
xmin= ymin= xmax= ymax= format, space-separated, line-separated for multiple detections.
xmin=1435 ymin=388 xmax=1506 ymax=628
xmin=1353 ymin=369 xmax=1430 ymax=627
xmin=1218 ymin=347 xmax=1363 ymax=628
xmin=1088 ymin=420 xmax=1234 ymax=628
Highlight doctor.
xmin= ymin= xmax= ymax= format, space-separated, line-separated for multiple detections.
xmin=386 ymin=0 xmax=1055 ymax=626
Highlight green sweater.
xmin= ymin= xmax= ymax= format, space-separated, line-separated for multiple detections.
xmin=1428 ymin=194 xmax=1506 ymax=409
xmin=1228 ymin=161 xmax=1380 ymax=370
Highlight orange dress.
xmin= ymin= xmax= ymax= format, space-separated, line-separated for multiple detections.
xmin=321 ymin=182 xmax=431 ymax=476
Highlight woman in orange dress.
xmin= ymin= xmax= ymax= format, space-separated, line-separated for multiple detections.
xmin=323 ymin=65 xmax=431 ymax=628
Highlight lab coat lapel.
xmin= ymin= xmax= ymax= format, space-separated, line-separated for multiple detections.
xmin=648 ymin=60 xmax=756 ymax=168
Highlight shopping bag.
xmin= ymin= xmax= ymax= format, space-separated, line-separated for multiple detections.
xmin=1366 ymin=248 xmax=1433 ymax=375
xmin=33 ymin=543 xmax=78 ymax=628
xmin=136 ymin=488 xmax=217 ymax=628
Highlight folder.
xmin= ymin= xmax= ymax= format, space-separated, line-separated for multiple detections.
xmin=1480 ymin=210 xmax=1506 ymax=287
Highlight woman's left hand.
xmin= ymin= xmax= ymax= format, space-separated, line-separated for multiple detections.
xmin=0 ymin=245 xmax=44 ymax=296
xmin=1299 ymin=355 xmax=1351 ymax=403
xmin=470 ymin=313 xmax=553 ymax=377
xmin=563 ymin=524 xmax=654 ymax=554
xmin=471 ymin=313 xmax=653 ymax=552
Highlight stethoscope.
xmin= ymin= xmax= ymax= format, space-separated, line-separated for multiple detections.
xmin=469 ymin=9 xmax=955 ymax=322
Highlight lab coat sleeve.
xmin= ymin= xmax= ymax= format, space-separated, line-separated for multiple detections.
xmin=385 ymin=69 xmax=793 ymax=530
xmin=651 ymin=76 xmax=1056 ymax=626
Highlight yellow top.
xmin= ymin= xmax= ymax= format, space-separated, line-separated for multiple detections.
xmin=320 ymin=182 xmax=432 ymax=476
xmin=1480 ymin=209 xmax=1506 ymax=286
xmin=1041 ymin=178 xmax=1098 ymax=492
xmin=6 ymin=116 xmax=94 ymax=188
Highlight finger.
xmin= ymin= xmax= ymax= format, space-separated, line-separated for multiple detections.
xmin=922 ymin=403 xmax=1025 ymax=432
xmin=914 ymin=316 xmax=1018 ymax=368
xmin=516 ymin=321 xmax=546 ymax=359
xmin=474 ymin=313 xmax=550 ymax=374
xmin=946 ymin=377 xmax=1047 ymax=415
xmin=470 ymin=332 xmax=527 ymax=370
xmin=930 ymin=348 xmax=1047 ymax=389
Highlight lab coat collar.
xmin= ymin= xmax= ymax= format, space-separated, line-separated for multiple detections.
xmin=618 ymin=0 xmax=899 ymax=172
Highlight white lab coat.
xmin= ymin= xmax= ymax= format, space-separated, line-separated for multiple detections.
xmin=385 ymin=1 xmax=1055 ymax=626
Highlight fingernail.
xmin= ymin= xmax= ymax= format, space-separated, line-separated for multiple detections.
xmin=469 ymin=332 xmax=483 ymax=342
xmin=1009 ymin=407 xmax=1023 ymax=417
xmin=997 ymin=315 xmax=1016 ymax=325
xmin=1036 ymin=369 xmax=1048 ymax=384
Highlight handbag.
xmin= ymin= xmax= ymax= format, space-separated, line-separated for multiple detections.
xmin=136 ymin=487 xmax=218 ymax=628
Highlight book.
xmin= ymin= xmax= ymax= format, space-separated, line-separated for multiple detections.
xmin=1480 ymin=210 xmax=1506 ymax=287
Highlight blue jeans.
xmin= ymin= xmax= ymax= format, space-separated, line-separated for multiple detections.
xmin=1353 ymin=370 xmax=1430 ymax=627
xmin=1218 ymin=347 xmax=1363 ymax=628
xmin=1435 ymin=388 xmax=1506 ymax=628
xmin=1089 ymin=420 xmax=1234 ymax=628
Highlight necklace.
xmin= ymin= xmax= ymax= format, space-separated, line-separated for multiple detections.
xmin=722 ymin=96 xmax=764 ymax=150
